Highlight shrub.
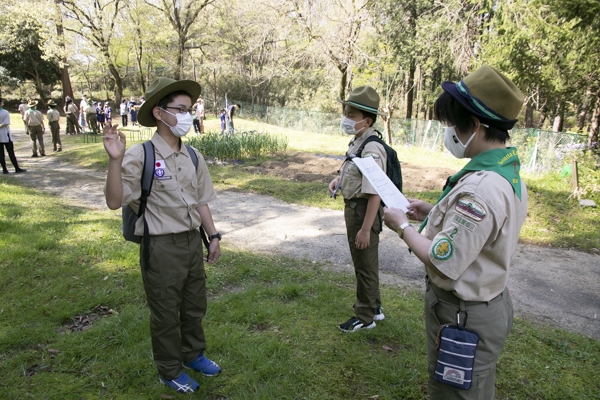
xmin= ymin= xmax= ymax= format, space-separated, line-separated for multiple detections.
xmin=186 ymin=130 xmax=288 ymax=161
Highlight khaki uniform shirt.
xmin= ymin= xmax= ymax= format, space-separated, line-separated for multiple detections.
xmin=340 ymin=128 xmax=387 ymax=200
xmin=425 ymin=171 xmax=528 ymax=301
xmin=24 ymin=110 xmax=44 ymax=127
xmin=67 ymin=103 xmax=78 ymax=115
xmin=113 ymin=132 xmax=217 ymax=236
xmin=47 ymin=109 xmax=60 ymax=123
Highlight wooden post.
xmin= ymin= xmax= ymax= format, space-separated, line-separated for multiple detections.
xmin=572 ymin=160 xmax=579 ymax=190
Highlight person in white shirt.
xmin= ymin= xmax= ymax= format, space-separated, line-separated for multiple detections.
xmin=0 ymin=97 xmax=27 ymax=173
xmin=79 ymin=94 xmax=88 ymax=129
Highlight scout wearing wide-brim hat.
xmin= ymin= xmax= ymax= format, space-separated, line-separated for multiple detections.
xmin=441 ymin=65 xmax=523 ymax=130
xmin=337 ymin=86 xmax=386 ymax=117
xmin=138 ymin=77 xmax=202 ymax=127
xmin=28 ymin=100 xmax=38 ymax=107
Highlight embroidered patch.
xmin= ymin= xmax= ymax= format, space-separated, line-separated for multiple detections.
xmin=432 ymin=239 xmax=453 ymax=260
xmin=363 ymin=153 xmax=380 ymax=160
xmin=443 ymin=367 xmax=465 ymax=384
xmin=452 ymin=215 xmax=476 ymax=232
xmin=456 ymin=197 xmax=487 ymax=221
xmin=154 ymin=159 xmax=167 ymax=178
xmin=155 ymin=176 xmax=172 ymax=180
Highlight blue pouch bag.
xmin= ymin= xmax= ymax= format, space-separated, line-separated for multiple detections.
xmin=434 ymin=324 xmax=479 ymax=390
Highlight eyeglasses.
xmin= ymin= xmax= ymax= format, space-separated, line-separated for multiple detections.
xmin=163 ymin=106 xmax=194 ymax=115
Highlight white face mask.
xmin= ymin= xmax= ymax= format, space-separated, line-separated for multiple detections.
xmin=443 ymin=124 xmax=488 ymax=159
xmin=161 ymin=108 xmax=193 ymax=137
xmin=341 ymin=117 xmax=366 ymax=135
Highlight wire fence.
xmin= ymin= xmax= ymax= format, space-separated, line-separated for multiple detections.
xmin=233 ymin=100 xmax=589 ymax=173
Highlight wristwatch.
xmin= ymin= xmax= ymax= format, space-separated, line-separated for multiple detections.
xmin=397 ymin=222 xmax=412 ymax=239
xmin=209 ymin=233 xmax=222 ymax=241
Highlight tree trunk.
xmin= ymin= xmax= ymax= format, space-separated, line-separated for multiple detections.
xmin=538 ymin=111 xmax=546 ymax=129
xmin=552 ymin=115 xmax=563 ymax=132
xmin=135 ymin=27 xmax=146 ymax=93
xmin=384 ymin=106 xmax=394 ymax=144
xmin=339 ymin=65 xmax=348 ymax=113
xmin=104 ymin=47 xmax=123 ymax=103
xmin=525 ymin=104 xmax=534 ymax=128
xmin=176 ymin=36 xmax=185 ymax=80
xmin=55 ymin=0 xmax=73 ymax=112
xmin=405 ymin=62 xmax=416 ymax=119
xmin=589 ymin=91 xmax=600 ymax=151
xmin=578 ymin=88 xmax=591 ymax=132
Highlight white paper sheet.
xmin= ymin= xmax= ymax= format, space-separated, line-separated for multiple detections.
xmin=351 ymin=156 xmax=410 ymax=212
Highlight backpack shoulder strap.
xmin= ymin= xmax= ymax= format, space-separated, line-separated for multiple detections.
xmin=185 ymin=144 xmax=199 ymax=170
xmin=140 ymin=141 xmax=155 ymax=201
xmin=356 ymin=134 xmax=386 ymax=157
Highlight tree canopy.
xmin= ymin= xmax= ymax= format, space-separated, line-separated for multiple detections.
xmin=0 ymin=0 xmax=599 ymax=141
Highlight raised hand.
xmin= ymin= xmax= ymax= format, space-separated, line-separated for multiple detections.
xmin=103 ymin=123 xmax=126 ymax=159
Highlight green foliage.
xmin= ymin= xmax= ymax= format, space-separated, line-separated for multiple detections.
xmin=186 ymin=131 xmax=288 ymax=161
xmin=0 ymin=14 xmax=60 ymax=94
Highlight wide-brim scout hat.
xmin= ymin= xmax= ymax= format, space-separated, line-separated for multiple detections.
xmin=47 ymin=100 xmax=57 ymax=107
xmin=28 ymin=100 xmax=38 ymax=107
xmin=138 ymin=77 xmax=202 ymax=127
xmin=337 ymin=86 xmax=385 ymax=116
xmin=441 ymin=65 xmax=524 ymax=130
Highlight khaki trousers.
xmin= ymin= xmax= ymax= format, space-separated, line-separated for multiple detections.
xmin=86 ymin=113 xmax=98 ymax=134
xmin=49 ymin=121 xmax=61 ymax=151
xmin=140 ymin=229 xmax=207 ymax=380
xmin=66 ymin=113 xmax=80 ymax=134
xmin=425 ymin=279 xmax=513 ymax=400
xmin=29 ymin=125 xmax=44 ymax=155
xmin=344 ymin=198 xmax=382 ymax=323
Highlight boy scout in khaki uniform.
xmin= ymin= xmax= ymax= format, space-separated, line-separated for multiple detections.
xmin=46 ymin=100 xmax=62 ymax=152
xmin=104 ymin=77 xmax=222 ymax=394
xmin=383 ymin=65 xmax=528 ymax=399
xmin=85 ymin=99 xmax=99 ymax=134
xmin=24 ymin=100 xmax=46 ymax=157
xmin=328 ymin=86 xmax=388 ymax=332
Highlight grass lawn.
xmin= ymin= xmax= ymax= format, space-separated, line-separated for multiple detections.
xmin=0 ymin=182 xmax=598 ymax=399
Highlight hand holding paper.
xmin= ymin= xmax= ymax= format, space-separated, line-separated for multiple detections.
xmin=351 ymin=156 xmax=410 ymax=212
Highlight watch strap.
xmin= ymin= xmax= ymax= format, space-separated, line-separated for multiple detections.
xmin=397 ymin=222 xmax=411 ymax=239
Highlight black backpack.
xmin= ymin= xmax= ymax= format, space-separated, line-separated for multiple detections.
xmin=353 ymin=131 xmax=403 ymax=193
xmin=121 ymin=141 xmax=208 ymax=265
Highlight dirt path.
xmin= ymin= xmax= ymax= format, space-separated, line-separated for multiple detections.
xmin=4 ymin=130 xmax=599 ymax=339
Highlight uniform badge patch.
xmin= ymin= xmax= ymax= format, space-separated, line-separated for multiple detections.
xmin=363 ymin=153 xmax=380 ymax=160
xmin=154 ymin=159 xmax=166 ymax=178
xmin=432 ymin=238 xmax=453 ymax=260
xmin=456 ymin=197 xmax=487 ymax=221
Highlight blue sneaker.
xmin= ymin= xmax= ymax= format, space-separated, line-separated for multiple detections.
xmin=183 ymin=352 xmax=221 ymax=376
xmin=159 ymin=372 xmax=199 ymax=393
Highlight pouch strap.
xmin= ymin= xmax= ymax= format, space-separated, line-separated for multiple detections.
xmin=457 ymin=299 xmax=468 ymax=329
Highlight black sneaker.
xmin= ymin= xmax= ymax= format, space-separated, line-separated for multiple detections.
xmin=15 ymin=169 xmax=27 ymax=173
xmin=338 ymin=316 xmax=375 ymax=332
xmin=374 ymin=307 xmax=385 ymax=321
